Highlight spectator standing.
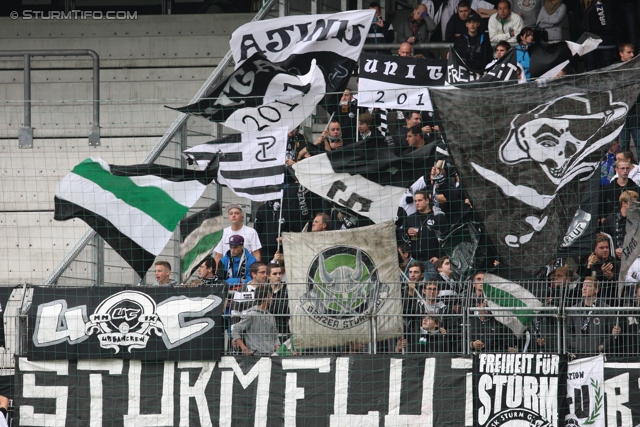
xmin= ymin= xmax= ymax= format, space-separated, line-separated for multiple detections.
xmin=512 ymin=0 xmax=542 ymax=28
xmin=579 ymin=233 xmax=619 ymax=307
xmin=536 ymin=0 xmax=566 ymax=42
xmin=397 ymin=42 xmax=413 ymax=57
xmin=397 ymin=6 xmax=437 ymax=57
xmin=576 ymin=0 xmax=616 ymax=72
xmin=267 ymin=262 xmax=290 ymax=340
xmin=516 ymin=27 xmax=535 ymax=80
xmin=445 ymin=1 xmax=487 ymax=41
xmin=489 ymin=0 xmax=524 ymax=43
xmin=618 ymin=44 xmax=639 ymax=153
xmin=568 ymin=277 xmax=620 ymax=356
xmin=309 ymin=119 xmax=344 ymax=154
xmin=220 ymin=235 xmax=256 ymax=286
xmin=530 ymin=266 xmax=576 ymax=353
xmin=231 ymin=285 xmax=280 ymax=355
xmin=153 ymin=261 xmax=178 ymax=287
xmin=600 ymin=160 xmax=640 ymax=221
xmin=365 ymin=2 xmax=395 ymax=54
xmin=213 ymin=204 xmax=262 ymax=263
xmin=194 ymin=256 xmax=226 ymax=286
xmin=469 ymin=299 xmax=518 ymax=352
xmin=452 ymin=13 xmax=494 ymax=72
xmin=403 ymin=190 xmax=448 ymax=262
xmin=601 ymin=190 xmax=639 ymax=262
xmin=485 ymin=40 xmax=511 ymax=69
xmin=311 ymin=212 xmax=331 ymax=232
xmin=254 ymin=200 xmax=286 ymax=262
xmin=614 ymin=0 xmax=637 ymax=48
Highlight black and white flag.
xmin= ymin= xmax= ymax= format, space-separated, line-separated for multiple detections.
xmin=429 ymin=58 xmax=640 ymax=275
xmin=358 ymin=53 xmax=447 ymax=111
xmin=229 ymin=10 xmax=374 ymax=93
xmin=54 ymin=158 xmax=216 ymax=278
xmin=176 ymin=54 xmax=326 ymax=133
xmin=529 ymin=34 xmax=601 ymax=79
xmin=293 ymin=140 xmax=440 ymax=223
xmin=184 ymin=128 xmax=288 ymax=202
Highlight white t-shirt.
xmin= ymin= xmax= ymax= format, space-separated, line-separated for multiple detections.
xmin=213 ymin=225 xmax=262 ymax=256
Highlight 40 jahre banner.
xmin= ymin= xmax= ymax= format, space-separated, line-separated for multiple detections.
xmin=283 ymin=221 xmax=402 ymax=349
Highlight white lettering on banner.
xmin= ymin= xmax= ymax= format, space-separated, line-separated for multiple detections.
xmin=605 ymin=374 xmax=632 ymax=427
xmin=282 ymin=359 xmax=331 ymax=427
xmin=485 ymin=61 xmax=518 ymax=81
xmin=77 ymin=360 xmax=123 ymax=427
xmin=156 ymin=295 xmax=221 ymax=348
xmin=330 ymin=357 xmax=379 ymax=427
xmin=447 ymin=64 xmax=480 ymax=83
xmin=177 ymin=362 xmax=216 ymax=427
xmin=33 ymin=301 xmax=89 ymax=346
xmin=427 ymin=66 xmax=444 ymax=80
xmin=384 ymin=358 xmax=435 ymax=426
xmin=477 ymin=354 xmax=560 ymax=427
xmin=219 ymin=357 xmax=272 ymax=427
xmin=123 ymin=360 xmax=174 ymax=427
xmin=357 ymin=79 xmax=435 ymax=112
xmin=19 ymin=358 xmax=69 ymax=427
xmin=364 ymin=59 xmax=378 ymax=73
xmin=32 ymin=294 xmax=221 ymax=352
xmin=383 ymin=61 xmax=398 ymax=76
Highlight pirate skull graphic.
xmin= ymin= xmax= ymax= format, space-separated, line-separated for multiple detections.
xmin=499 ymin=93 xmax=628 ymax=186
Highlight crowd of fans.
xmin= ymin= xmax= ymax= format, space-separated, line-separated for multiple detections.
xmin=148 ymin=1 xmax=640 ymax=357
xmin=364 ymin=0 xmax=638 ymax=77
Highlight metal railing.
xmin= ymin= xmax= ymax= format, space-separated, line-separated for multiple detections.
xmin=40 ymin=0 xmax=278 ymax=287
xmin=0 ymin=49 xmax=100 ymax=148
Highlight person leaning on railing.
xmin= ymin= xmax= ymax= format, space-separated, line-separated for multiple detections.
xmin=568 ymin=277 xmax=621 ymax=357
xmin=231 ymin=285 xmax=280 ymax=356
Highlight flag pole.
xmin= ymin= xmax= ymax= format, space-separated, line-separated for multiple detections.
xmin=276 ymin=194 xmax=285 ymax=255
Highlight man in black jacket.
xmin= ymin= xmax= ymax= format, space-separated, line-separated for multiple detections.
xmin=452 ymin=13 xmax=493 ymax=73
xmin=402 ymin=190 xmax=448 ymax=262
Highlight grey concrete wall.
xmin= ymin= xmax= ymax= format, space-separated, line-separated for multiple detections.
xmin=0 ymin=13 xmax=254 ymax=285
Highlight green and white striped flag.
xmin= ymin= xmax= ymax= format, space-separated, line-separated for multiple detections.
xmin=179 ymin=202 xmax=225 ymax=282
xmin=483 ymin=273 xmax=544 ymax=338
xmin=54 ymin=158 xmax=216 ymax=279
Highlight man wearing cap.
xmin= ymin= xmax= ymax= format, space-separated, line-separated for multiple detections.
xmin=220 ymin=235 xmax=256 ymax=286
xmin=452 ymin=12 xmax=493 ymax=73
xmin=213 ymin=204 xmax=262 ymax=263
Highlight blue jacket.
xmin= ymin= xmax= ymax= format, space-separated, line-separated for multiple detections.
xmin=220 ymin=248 xmax=256 ymax=285
xmin=516 ymin=44 xmax=531 ymax=81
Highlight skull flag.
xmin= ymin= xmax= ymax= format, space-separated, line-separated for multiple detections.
xmin=282 ymin=221 xmax=402 ymax=349
xmin=429 ymin=58 xmax=640 ymax=275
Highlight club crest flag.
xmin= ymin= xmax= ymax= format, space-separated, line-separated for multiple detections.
xmin=283 ymin=221 xmax=402 ymax=349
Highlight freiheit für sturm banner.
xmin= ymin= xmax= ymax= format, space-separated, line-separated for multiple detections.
xmin=473 ymin=353 xmax=568 ymax=427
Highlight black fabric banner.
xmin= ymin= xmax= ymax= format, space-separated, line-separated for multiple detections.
xmin=473 ymin=353 xmax=568 ymax=427
xmin=13 ymin=355 xmax=471 ymax=427
xmin=447 ymin=48 xmax=518 ymax=87
xmin=429 ymin=58 xmax=640 ymax=275
xmin=12 ymin=355 xmax=640 ymax=427
xmin=26 ymin=286 xmax=225 ymax=361
xmin=360 ymin=52 xmax=447 ymax=86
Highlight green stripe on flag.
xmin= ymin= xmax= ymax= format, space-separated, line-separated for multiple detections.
xmin=483 ymin=283 xmax=535 ymax=327
xmin=72 ymin=159 xmax=188 ymax=231
xmin=181 ymin=229 xmax=224 ymax=271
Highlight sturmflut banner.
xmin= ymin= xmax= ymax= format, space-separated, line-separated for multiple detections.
xmin=26 ymin=287 xmax=225 ymax=361
xmin=13 ymin=355 xmax=640 ymax=427
xmin=473 ymin=353 xmax=568 ymax=427
xmin=283 ymin=221 xmax=402 ymax=349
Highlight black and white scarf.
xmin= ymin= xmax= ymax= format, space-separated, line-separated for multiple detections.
xmin=227 ymin=250 xmax=247 ymax=280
